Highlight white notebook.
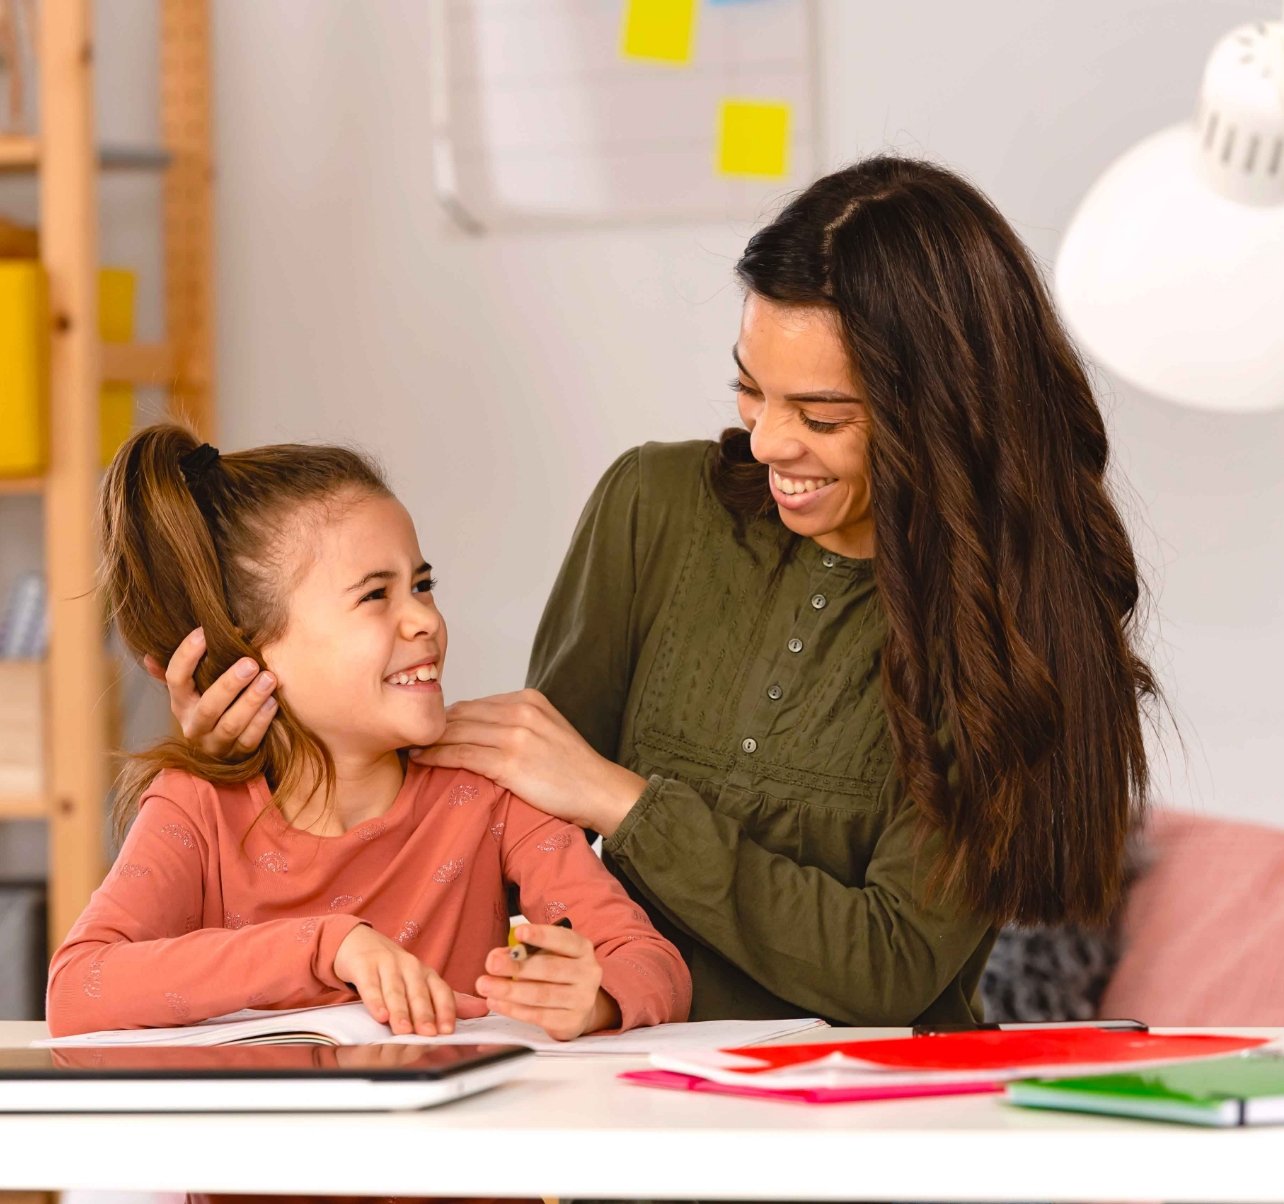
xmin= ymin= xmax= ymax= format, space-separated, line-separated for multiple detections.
xmin=41 ymin=1002 xmax=825 ymax=1056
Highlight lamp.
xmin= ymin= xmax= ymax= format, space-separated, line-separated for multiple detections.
xmin=1054 ymin=9 xmax=1284 ymax=413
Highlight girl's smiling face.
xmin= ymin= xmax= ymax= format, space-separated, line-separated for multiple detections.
xmin=261 ymin=491 xmax=448 ymax=762
xmin=733 ymin=293 xmax=875 ymax=559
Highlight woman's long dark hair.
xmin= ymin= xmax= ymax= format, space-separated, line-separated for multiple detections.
xmin=719 ymin=156 xmax=1157 ymax=926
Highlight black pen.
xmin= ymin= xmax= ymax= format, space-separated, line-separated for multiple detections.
xmin=509 ymin=915 xmax=573 ymax=962
xmin=912 ymin=1018 xmax=1147 ymax=1036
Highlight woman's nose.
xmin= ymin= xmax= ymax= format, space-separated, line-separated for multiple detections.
xmin=749 ymin=401 xmax=803 ymax=464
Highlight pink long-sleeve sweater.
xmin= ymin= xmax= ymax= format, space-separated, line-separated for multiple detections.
xmin=47 ymin=763 xmax=691 ymax=1037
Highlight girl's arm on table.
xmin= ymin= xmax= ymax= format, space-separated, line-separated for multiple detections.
xmin=498 ymin=794 xmax=692 ymax=1031
xmin=45 ymin=783 xmax=364 ymax=1037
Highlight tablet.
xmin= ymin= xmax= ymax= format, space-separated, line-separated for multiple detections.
xmin=0 ymin=1042 xmax=533 ymax=1112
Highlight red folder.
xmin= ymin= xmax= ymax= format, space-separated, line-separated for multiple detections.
xmin=634 ymin=1028 xmax=1268 ymax=1104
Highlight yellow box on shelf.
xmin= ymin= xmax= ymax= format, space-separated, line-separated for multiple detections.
xmin=0 ymin=261 xmax=49 ymax=477
xmin=0 ymin=262 xmax=137 ymax=478
xmin=99 ymin=266 xmax=136 ymax=467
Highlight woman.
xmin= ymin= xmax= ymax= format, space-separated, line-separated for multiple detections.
xmin=152 ymin=155 xmax=1156 ymax=1027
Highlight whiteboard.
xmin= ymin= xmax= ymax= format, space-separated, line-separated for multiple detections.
xmin=428 ymin=0 xmax=822 ymax=231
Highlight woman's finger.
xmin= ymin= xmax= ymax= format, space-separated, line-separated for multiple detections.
xmin=412 ymin=742 xmax=497 ymax=776
xmin=162 ymin=628 xmax=208 ymax=721
xmin=208 ymin=672 xmax=277 ymax=751
xmin=185 ymin=660 xmax=268 ymax=745
xmin=231 ymin=697 xmax=278 ymax=756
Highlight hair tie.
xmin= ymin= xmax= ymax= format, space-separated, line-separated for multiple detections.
xmin=179 ymin=443 xmax=220 ymax=486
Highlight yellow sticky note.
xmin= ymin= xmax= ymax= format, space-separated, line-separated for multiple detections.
xmin=621 ymin=0 xmax=697 ymax=65
xmin=717 ymin=99 xmax=791 ymax=178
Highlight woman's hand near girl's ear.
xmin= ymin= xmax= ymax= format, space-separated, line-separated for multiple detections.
xmin=143 ymin=626 xmax=277 ymax=759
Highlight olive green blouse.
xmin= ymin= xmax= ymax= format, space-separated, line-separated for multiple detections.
xmin=527 ymin=440 xmax=994 ymax=1026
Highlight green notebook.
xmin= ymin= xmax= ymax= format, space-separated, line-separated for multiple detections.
xmin=1007 ymin=1053 xmax=1284 ymax=1127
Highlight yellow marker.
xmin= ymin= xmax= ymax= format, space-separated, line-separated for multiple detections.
xmin=621 ymin=0 xmax=698 ymax=65
xmin=717 ymin=99 xmax=792 ymax=179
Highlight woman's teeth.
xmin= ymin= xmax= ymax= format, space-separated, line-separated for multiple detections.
xmin=773 ymin=470 xmax=837 ymax=496
xmin=387 ymin=664 xmax=438 ymax=686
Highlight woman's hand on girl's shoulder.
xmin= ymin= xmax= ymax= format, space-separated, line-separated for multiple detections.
xmin=333 ymin=924 xmax=488 ymax=1037
xmin=410 ymin=689 xmax=647 ymax=837
xmin=477 ymin=922 xmax=621 ymax=1041
xmin=143 ymin=626 xmax=278 ymax=760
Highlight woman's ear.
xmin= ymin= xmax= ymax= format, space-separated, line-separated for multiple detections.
xmin=142 ymin=655 xmax=165 ymax=682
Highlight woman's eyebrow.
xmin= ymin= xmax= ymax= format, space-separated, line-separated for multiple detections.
xmin=733 ymin=344 xmax=861 ymax=404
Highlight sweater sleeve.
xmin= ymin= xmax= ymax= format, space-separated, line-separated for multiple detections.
xmin=45 ymin=778 xmax=365 ymax=1037
xmin=497 ymin=791 xmax=691 ymax=1031
xmin=604 ymin=773 xmax=992 ymax=1026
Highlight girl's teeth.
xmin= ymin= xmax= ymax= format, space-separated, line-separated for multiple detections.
xmin=415 ymin=666 xmax=432 ymax=682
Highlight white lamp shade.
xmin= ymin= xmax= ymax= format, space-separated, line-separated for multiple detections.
xmin=1055 ymin=123 xmax=1284 ymax=413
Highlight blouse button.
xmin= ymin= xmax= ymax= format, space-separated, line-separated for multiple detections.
xmin=810 ymin=593 xmax=827 ymax=610
xmin=821 ymin=553 xmax=837 ymax=568
xmin=787 ymin=637 xmax=803 ymax=653
xmin=741 ymin=737 xmax=758 ymax=754
xmin=767 ymin=684 xmax=783 ymax=701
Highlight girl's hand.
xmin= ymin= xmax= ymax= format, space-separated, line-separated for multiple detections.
xmin=411 ymin=689 xmax=647 ymax=837
xmin=333 ymin=924 xmax=488 ymax=1037
xmin=476 ymin=922 xmax=621 ymax=1041
xmin=142 ymin=626 xmax=277 ymax=760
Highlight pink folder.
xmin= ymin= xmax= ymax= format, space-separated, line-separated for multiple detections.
xmin=620 ymin=1067 xmax=1003 ymax=1105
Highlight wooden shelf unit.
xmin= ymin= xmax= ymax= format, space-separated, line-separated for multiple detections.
xmin=0 ymin=0 xmax=215 ymax=945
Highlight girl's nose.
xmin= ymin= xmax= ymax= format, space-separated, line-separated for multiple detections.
xmin=400 ymin=594 xmax=441 ymax=640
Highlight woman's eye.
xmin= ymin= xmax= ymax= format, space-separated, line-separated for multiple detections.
xmin=412 ymin=576 xmax=438 ymax=595
xmin=729 ymin=378 xmax=759 ymax=397
xmin=801 ymin=414 xmax=843 ymax=433
xmin=360 ymin=588 xmax=387 ymax=603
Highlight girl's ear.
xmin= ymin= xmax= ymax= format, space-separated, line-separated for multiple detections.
xmin=142 ymin=655 xmax=165 ymax=682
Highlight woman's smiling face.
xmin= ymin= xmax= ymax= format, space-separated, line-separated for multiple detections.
xmin=733 ymin=293 xmax=875 ymax=559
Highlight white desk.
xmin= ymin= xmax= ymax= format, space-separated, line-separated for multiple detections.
xmin=1 ymin=1021 xmax=1282 ymax=1202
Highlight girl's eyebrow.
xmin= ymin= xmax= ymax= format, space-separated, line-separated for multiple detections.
xmin=345 ymin=562 xmax=432 ymax=593
xmin=732 ymin=344 xmax=861 ymax=405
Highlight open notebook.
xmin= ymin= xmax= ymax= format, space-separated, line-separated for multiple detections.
xmin=41 ymin=1002 xmax=825 ymax=1056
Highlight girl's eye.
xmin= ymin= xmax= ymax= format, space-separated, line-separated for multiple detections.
xmin=412 ymin=576 xmax=438 ymax=595
xmin=801 ymin=414 xmax=843 ymax=433
xmin=360 ymin=588 xmax=387 ymax=604
xmin=729 ymin=378 xmax=760 ymax=397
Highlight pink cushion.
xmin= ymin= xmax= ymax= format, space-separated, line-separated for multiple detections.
xmin=1099 ymin=809 xmax=1284 ymax=1026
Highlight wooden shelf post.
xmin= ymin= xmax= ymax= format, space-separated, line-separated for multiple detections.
xmin=36 ymin=0 xmax=109 ymax=944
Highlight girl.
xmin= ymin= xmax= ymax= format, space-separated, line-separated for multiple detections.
xmin=46 ymin=424 xmax=691 ymax=1041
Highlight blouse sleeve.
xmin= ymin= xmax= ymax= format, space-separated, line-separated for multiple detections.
xmin=526 ymin=446 xmax=642 ymax=761
xmin=498 ymin=792 xmax=692 ymax=1031
xmin=45 ymin=778 xmax=364 ymax=1036
xmin=604 ymin=773 xmax=992 ymax=1025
